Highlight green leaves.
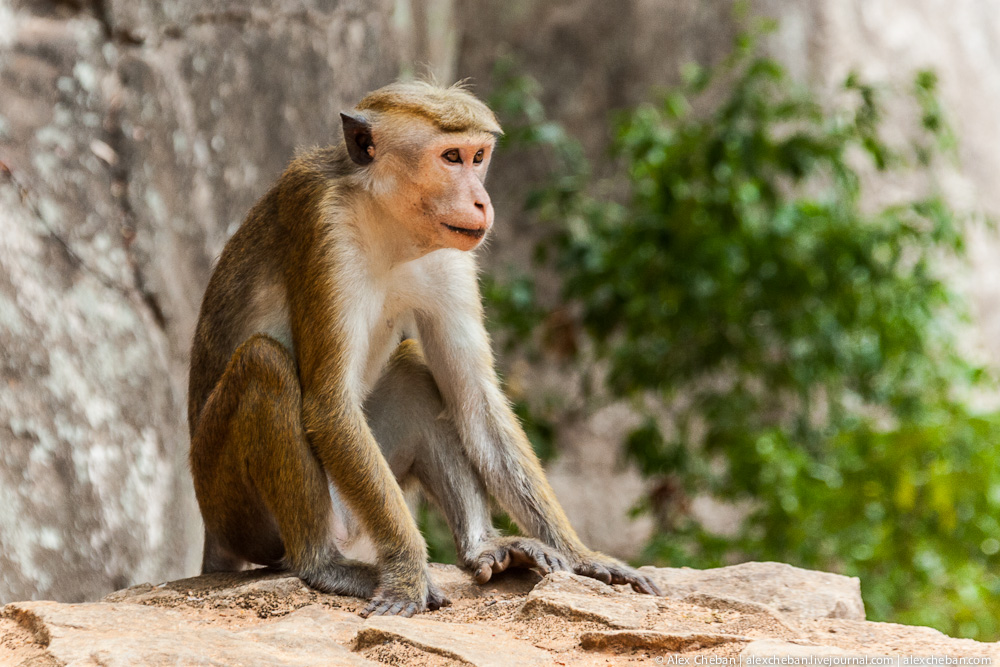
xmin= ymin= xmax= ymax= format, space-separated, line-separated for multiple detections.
xmin=485 ymin=34 xmax=999 ymax=640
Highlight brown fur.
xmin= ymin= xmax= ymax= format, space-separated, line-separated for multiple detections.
xmin=188 ymin=82 xmax=662 ymax=619
xmin=357 ymin=81 xmax=502 ymax=135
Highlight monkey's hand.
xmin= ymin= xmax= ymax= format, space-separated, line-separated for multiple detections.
xmin=570 ymin=550 xmax=664 ymax=596
xmin=360 ymin=567 xmax=450 ymax=618
xmin=467 ymin=536 xmax=572 ymax=584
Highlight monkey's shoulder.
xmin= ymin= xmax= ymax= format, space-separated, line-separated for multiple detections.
xmin=288 ymin=145 xmax=356 ymax=184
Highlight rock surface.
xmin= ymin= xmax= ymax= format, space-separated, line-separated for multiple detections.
xmin=0 ymin=0 xmax=399 ymax=603
xmin=652 ymin=561 xmax=866 ymax=621
xmin=2 ymin=562 xmax=996 ymax=666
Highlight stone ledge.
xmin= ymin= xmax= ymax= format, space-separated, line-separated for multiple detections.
xmin=2 ymin=562 xmax=996 ymax=667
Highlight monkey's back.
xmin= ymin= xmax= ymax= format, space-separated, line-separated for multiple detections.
xmin=187 ymin=146 xmax=355 ymax=437
xmin=187 ymin=188 xmax=287 ymax=435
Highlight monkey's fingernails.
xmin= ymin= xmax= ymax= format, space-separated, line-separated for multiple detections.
xmin=426 ymin=583 xmax=450 ymax=610
xmin=536 ymin=554 xmax=553 ymax=573
xmin=527 ymin=552 xmax=546 ymax=570
xmin=494 ymin=550 xmax=512 ymax=573
xmin=474 ymin=564 xmax=493 ymax=584
xmin=475 ymin=553 xmax=498 ymax=581
xmin=592 ymin=567 xmax=613 ymax=585
xmin=385 ymin=601 xmax=406 ymax=616
xmin=629 ymin=579 xmax=648 ymax=595
xmin=642 ymin=578 xmax=665 ymax=596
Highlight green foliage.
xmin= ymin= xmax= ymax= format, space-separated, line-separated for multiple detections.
xmin=513 ymin=399 xmax=558 ymax=463
xmin=486 ymin=40 xmax=1000 ymax=640
xmin=418 ymin=500 xmax=457 ymax=565
xmin=481 ymin=274 xmax=546 ymax=354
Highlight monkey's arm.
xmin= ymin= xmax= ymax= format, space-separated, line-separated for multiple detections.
xmin=301 ymin=392 xmax=448 ymax=611
xmin=292 ymin=282 xmax=445 ymax=616
xmin=416 ymin=279 xmax=662 ymax=595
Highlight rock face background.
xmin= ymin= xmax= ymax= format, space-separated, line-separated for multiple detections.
xmin=2 ymin=0 xmax=1000 ymax=605
xmin=0 ymin=0 xmax=400 ymax=603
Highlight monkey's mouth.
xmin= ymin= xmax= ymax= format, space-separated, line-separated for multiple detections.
xmin=442 ymin=223 xmax=487 ymax=240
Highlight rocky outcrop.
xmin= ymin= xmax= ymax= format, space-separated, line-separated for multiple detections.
xmin=2 ymin=562 xmax=996 ymax=666
xmin=0 ymin=0 xmax=399 ymax=604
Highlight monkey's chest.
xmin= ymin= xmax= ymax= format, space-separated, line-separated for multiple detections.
xmin=359 ymin=307 xmax=416 ymax=398
xmin=350 ymin=257 xmax=434 ymax=398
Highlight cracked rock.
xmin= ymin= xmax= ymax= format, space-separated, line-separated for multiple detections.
xmin=519 ymin=571 xmax=659 ymax=628
xmin=647 ymin=561 xmax=865 ymax=621
xmin=2 ymin=564 xmax=995 ymax=666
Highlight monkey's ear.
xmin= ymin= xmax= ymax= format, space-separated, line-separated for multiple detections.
xmin=341 ymin=112 xmax=375 ymax=166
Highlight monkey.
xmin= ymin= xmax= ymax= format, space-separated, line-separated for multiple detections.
xmin=187 ymin=80 xmax=664 ymax=618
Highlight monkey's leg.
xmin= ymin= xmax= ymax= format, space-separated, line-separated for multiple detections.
xmin=191 ymin=334 xmax=378 ymax=598
xmin=201 ymin=530 xmax=247 ymax=574
xmin=366 ymin=340 xmax=570 ymax=584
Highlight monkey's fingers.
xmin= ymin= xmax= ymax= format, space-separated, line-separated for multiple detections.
xmin=601 ymin=561 xmax=665 ymax=596
xmin=472 ymin=538 xmax=574 ymax=584
xmin=396 ymin=601 xmax=420 ymax=617
xmin=535 ymin=549 xmax=572 ymax=574
xmin=516 ymin=544 xmax=573 ymax=578
xmin=631 ymin=575 xmax=665 ymax=596
xmin=361 ymin=597 xmax=422 ymax=618
xmin=427 ymin=584 xmax=451 ymax=610
xmin=612 ymin=571 xmax=664 ymax=596
xmin=574 ymin=560 xmax=614 ymax=585
xmin=473 ymin=553 xmax=496 ymax=583
xmin=359 ymin=600 xmax=378 ymax=617
xmin=504 ymin=538 xmax=574 ymax=576
xmin=384 ymin=601 xmax=407 ymax=617
xmin=473 ymin=550 xmax=511 ymax=584
xmin=506 ymin=545 xmax=549 ymax=575
xmin=359 ymin=599 xmax=384 ymax=617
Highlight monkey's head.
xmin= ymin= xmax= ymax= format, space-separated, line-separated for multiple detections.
xmin=341 ymin=81 xmax=503 ymax=253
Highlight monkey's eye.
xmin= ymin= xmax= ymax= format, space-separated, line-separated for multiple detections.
xmin=442 ymin=149 xmax=462 ymax=164
xmin=473 ymin=149 xmax=485 ymax=164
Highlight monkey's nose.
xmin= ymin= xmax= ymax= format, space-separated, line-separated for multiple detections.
xmin=476 ymin=200 xmax=494 ymax=231
xmin=473 ymin=199 xmax=491 ymax=225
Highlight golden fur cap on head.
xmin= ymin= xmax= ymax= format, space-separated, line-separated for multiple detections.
xmin=356 ymin=80 xmax=503 ymax=136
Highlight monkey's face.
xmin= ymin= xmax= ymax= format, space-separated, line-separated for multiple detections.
xmin=421 ymin=132 xmax=496 ymax=252
xmin=375 ymin=126 xmax=497 ymax=254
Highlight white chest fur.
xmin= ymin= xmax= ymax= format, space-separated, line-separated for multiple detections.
xmin=343 ymin=250 xmax=446 ymax=399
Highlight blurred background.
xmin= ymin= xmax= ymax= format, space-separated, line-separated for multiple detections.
xmin=2 ymin=0 xmax=1000 ymax=641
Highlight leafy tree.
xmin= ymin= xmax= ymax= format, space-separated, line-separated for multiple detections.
xmin=484 ymin=31 xmax=1000 ymax=640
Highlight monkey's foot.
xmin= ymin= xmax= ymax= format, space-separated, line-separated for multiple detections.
xmin=468 ymin=536 xmax=572 ymax=584
xmin=360 ymin=575 xmax=450 ymax=618
xmin=297 ymin=558 xmax=380 ymax=599
xmin=571 ymin=551 xmax=664 ymax=596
